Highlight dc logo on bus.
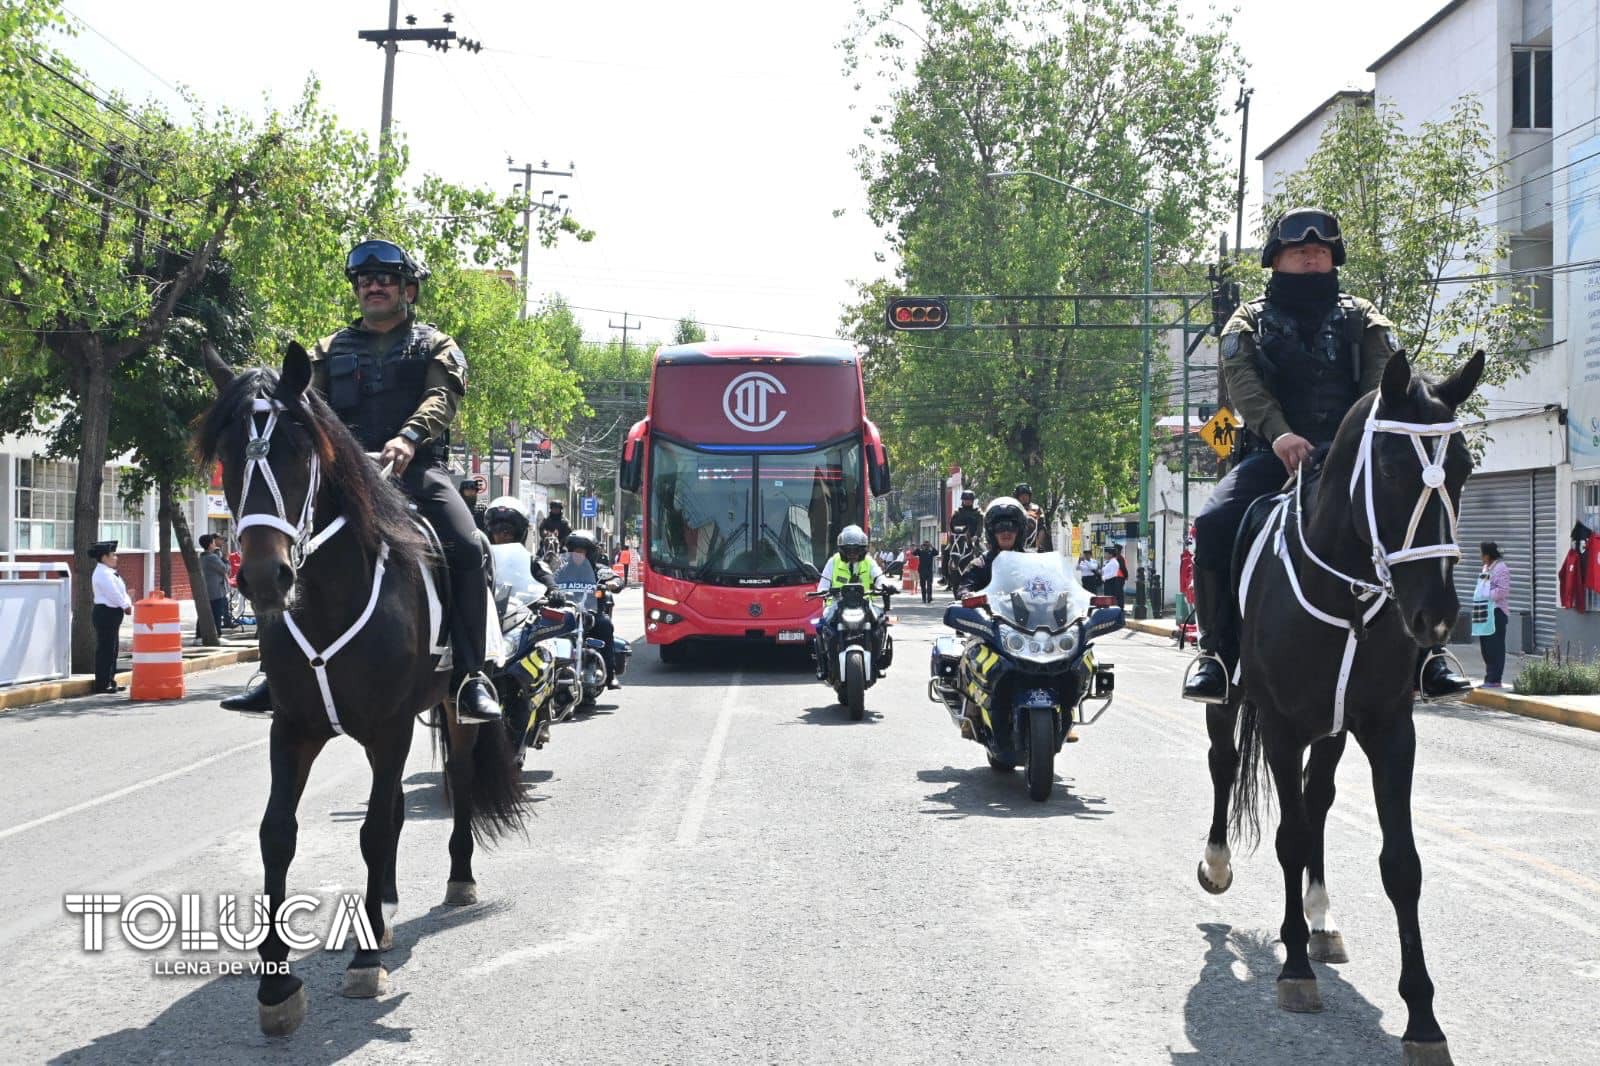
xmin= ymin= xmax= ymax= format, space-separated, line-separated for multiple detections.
xmin=722 ymin=371 xmax=787 ymax=433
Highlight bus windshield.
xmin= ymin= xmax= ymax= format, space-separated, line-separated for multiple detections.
xmin=649 ymin=437 xmax=865 ymax=583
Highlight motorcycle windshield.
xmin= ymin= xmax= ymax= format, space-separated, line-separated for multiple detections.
xmin=981 ymin=552 xmax=1090 ymax=632
xmin=551 ymin=558 xmax=599 ymax=612
xmin=490 ymin=543 xmax=548 ymax=605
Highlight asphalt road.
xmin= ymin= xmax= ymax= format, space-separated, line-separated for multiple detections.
xmin=2 ymin=590 xmax=1597 ymax=1064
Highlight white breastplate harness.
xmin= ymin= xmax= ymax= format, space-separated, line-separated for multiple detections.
xmin=1237 ymin=409 xmax=1463 ymax=735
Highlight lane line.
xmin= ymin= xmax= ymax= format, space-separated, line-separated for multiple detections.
xmin=0 ymin=738 xmax=270 ymax=841
xmin=675 ymin=668 xmax=743 ymax=847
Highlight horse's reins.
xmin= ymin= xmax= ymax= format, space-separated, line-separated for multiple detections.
xmin=229 ymin=396 xmax=396 ymax=736
xmin=1239 ymin=406 xmax=1463 ymax=734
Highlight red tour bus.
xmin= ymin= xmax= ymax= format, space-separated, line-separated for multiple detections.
xmin=618 ymin=340 xmax=891 ymax=661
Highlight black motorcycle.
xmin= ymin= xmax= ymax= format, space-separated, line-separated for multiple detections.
xmin=928 ymin=553 xmax=1121 ymax=801
xmin=809 ymin=581 xmax=895 ymax=720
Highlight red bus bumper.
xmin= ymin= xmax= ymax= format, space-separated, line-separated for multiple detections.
xmin=642 ymin=574 xmax=818 ymax=647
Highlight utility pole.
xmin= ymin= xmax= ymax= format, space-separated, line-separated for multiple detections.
xmin=608 ymin=315 xmax=641 ymax=547
xmin=1233 ymin=84 xmax=1252 ymax=268
xmin=508 ymin=159 xmax=574 ymax=318
xmin=359 ymin=8 xmax=484 ymax=201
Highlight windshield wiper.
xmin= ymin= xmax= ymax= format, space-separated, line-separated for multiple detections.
xmin=759 ymin=522 xmax=820 ymax=580
xmin=691 ymin=522 xmax=747 ymax=584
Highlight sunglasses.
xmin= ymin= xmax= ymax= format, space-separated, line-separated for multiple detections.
xmin=354 ymin=272 xmax=403 ymax=289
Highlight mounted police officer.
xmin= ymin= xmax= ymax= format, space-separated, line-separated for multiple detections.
xmin=222 ymin=239 xmax=502 ymax=723
xmin=1183 ymin=208 xmax=1469 ymax=705
xmin=1014 ymin=483 xmax=1049 ymax=552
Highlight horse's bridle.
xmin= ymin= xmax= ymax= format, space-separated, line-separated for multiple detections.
xmin=231 ymin=398 xmax=346 ymax=565
xmin=1293 ymin=408 xmax=1463 ymax=601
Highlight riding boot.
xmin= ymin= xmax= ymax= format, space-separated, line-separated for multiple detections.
xmin=448 ymin=550 xmax=501 ymax=724
xmin=1418 ymin=646 xmax=1471 ymax=699
xmin=221 ymin=676 xmax=273 ymax=714
xmin=1182 ymin=567 xmax=1232 ymax=704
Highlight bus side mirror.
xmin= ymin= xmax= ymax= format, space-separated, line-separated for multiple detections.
xmin=868 ymin=443 xmax=891 ymax=496
xmin=619 ymin=428 xmax=645 ymax=493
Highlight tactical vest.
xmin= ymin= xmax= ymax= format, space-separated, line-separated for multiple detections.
xmin=322 ymin=320 xmax=450 ymax=462
xmin=830 ymin=556 xmax=871 ymax=588
xmin=1251 ymin=295 xmax=1364 ymax=446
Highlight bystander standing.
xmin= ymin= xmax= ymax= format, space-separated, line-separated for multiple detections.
xmin=1474 ymin=541 xmax=1512 ymax=688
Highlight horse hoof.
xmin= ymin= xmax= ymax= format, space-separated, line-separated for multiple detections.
xmin=379 ymin=926 xmax=394 ymax=951
xmin=258 ymin=986 xmax=307 ymax=1037
xmin=1196 ymin=860 xmax=1233 ymax=895
xmin=1276 ymin=978 xmax=1323 ymax=1013
xmin=444 ymin=881 xmax=478 ymax=906
xmin=341 ymin=966 xmax=388 ymax=999
xmin=1309 ymin=930 xmax=1349 ymax=963
xmin=1402 ymin=1039 xmax=1454 ymax=1066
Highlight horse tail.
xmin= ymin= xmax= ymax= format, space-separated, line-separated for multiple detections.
xmin=1228 ymin=698 xmax=1271 ymax=852
xmin=431 ymin=706 xmax=531 ymax=844
xmin=463 ymin=717 xmax=530 ymax=844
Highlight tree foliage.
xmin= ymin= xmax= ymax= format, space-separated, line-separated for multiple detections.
xmin=1259 ymin=96 xmax=1541 ymax=396
xmin=839 ymin=0 xmax=1240 ymax=524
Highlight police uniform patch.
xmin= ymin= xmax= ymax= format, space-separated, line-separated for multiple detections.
xmin=1382 ymin=329 xmax=1400 ymax=354
xmin=1220 ymin=333 xmax=1242 ymax=360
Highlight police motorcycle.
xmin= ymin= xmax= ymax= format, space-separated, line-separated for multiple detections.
xmin=549 ymin=532 xmax=631 ymax=709
xmin=808 ymin=579 xmax=897 ymax=721
xmin=928 ymin=552 xmax=1122 ymax=801
xmin=481 ymin=499 xmax=580 ymax=767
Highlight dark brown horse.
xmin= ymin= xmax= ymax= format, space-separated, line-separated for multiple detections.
xmin=1198 ymin=351 xmax=1483 ymax=1066
xmin=198 ymin=342 xmax=528 ymax=1037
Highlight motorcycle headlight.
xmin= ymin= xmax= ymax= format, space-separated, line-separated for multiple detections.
xmin=840 ymin=607 xmax=867 ymax=627
xmin=1005 ymin=632 xmax=1025 ymax=652
xmin=1027 ymin=639 xmax=1044 ymax=654
xmin=1057 ymin=630 xmax=1080 ymax=654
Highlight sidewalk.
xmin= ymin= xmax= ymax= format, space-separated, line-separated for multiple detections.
xmin=1123 ymin=615 xmax=1600 ymax=734
xmin=0 ymin=623 xmax=259 ymax=712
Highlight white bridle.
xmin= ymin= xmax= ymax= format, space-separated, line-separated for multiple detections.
xmin=231 ymin=398 xmax=345 ymax=564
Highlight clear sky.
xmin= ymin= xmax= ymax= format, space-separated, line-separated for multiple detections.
xmin=56 ymin=0 xmax=1447 ymax=348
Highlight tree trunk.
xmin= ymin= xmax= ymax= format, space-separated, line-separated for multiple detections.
xmin=171 ymin=501 xmax=218 ymax=647
xmin=157 ymin=480 xmax=173 ymax=595
xmin=70 ymin=349 xmax=114 ymax=674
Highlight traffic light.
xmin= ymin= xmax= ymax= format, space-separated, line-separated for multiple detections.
xmin=886 ymin=297 xmax=949 ymax=331
xmin=1209 ymin=264 xmax=1240 ymax=336
xmin=536 ymin=438 xmax=552 ymax=459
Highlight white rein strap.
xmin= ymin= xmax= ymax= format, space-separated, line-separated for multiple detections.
xmin=282 ymin=544 xmax=390 ymax=736
xmin=232 ymin=399 xmax=346 ymax=561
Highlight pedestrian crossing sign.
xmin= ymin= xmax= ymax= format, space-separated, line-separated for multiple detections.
xmin=1198 ymin=407 xmax=1240 ymax=459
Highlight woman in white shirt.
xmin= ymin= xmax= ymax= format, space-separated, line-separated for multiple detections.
xmin=89 ymin=540 xmax=133 ymax=694
xmin=1100 ymin=544 xmax=1127 ymax=609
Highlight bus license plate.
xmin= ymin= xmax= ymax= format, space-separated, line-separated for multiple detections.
xmin=776 ymin=629 xmax=807 ymax=643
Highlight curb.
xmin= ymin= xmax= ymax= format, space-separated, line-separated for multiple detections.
xmin=1463 ymin=686 xmax=1600 ymax=733
xmin=1118 ymin=618 xmax=1600 ymax=735
xmin=0 ymin=647 xmax=259 ymax=712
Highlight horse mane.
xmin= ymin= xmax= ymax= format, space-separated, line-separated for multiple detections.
xmin=196 ymin=367 xmax=428 ymax=569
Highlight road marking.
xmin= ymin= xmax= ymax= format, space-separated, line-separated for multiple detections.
xmin=0 ymin=738 xmax=269 ymax=841
xmin=675 ymin=668 xmax=743 ymax=847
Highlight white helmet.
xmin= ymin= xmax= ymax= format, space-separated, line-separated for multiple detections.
xmin=483 ymin=495 xmax=531 ymax=543
xmin=837 ymin=524 xmax=869 ymax=562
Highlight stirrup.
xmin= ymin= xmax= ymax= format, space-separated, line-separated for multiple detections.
xmin=452 ymin=672 xmax=501 ymax=723
xmin=1416 ymin=647 xmax=1469 ymax=701
xmin=1182 ymin=653 xmax=1232 ymax=705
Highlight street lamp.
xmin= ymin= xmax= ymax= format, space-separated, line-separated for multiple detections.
xmin=987 ymin=168 xmax=1154 ymax=618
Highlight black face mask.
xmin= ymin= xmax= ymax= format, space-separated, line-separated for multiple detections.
xmin=1267 ymin=269 xmax=1339 ymax=311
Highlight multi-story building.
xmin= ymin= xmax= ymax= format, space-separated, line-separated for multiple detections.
xmin=1256 ymin=0 xmax=1598 ymax=653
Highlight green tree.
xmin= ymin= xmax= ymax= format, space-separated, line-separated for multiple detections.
xmin=673 ymin=314 xmax=707 ymax=345
xmin=839 ymin=0 xmax=1240 ymax=527
xmin=1260 ymin=96 xmax=1541 ymax=399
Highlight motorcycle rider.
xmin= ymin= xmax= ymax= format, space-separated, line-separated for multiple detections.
xmin=554 ymin=529 xmax=625 ymax=689
xmin=812 ymin=525 xmax=887 ymax=679
xmin=483 ymin=495 xmax=553 ymax=592
xmin=1182 ymin=207 xmax=1470 ymax=704
xmin=959 ymin=497 xmax=1025 ymax=594
xmin=221 ymin=238 xmax=501 ymax=723
xmin=1014 ymin=483 xmax=1049 ymax=552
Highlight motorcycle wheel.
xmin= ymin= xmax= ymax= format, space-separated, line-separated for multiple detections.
xmin=986 ymin=753 xmax=1016 ymax=773
xmin=844 ymin=651 xmax=866 ymax=721
xmin=1025 ymin=706 xmax=1055 ymax=802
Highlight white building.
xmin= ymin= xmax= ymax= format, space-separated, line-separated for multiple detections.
xmin=1256 ymin=0 xmax=1596 ymax=653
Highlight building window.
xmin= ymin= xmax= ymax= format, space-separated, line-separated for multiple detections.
xmin=1511 ymin=47 xmax=1552 ymax=130
xmin=14 ymin=458 xmax=144 ymax=550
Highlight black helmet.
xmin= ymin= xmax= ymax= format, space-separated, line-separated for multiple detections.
xmin=549 ymin=500 xmax=564 ymax=511
xmin=345 ymin=239 xmax=428 ymax=284
xmin=1261 ymin=208 xmax=1345 ymax=268
xmin=1014 ymin=482 xmax=1032 ymax=497
xmin=565 ymin=529 xmax=598 ymax=555
xmin=483 ymin=495 xmax=530 ymax=543
xmin=983 ymin=496 xmax=1026 ymax=550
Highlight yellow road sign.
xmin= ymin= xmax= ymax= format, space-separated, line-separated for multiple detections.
xmin=1198 ymin=407 xmax=1240 ymax=459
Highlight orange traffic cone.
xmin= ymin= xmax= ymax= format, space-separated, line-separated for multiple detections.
xmin=130 ymin=591 xmax=185 ymax=700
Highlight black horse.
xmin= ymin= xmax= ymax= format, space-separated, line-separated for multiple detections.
xmin=198 ymin=342 xmax=528 ymax=1037
xmin=1196 ymin=350 xmax=1483 ymax=1066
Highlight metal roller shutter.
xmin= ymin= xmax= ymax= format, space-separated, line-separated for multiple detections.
xmin=1533 ymin=469 xmax=1557 ymax=652
xmin=1453 ymin=472 xmax=1532 ymax=649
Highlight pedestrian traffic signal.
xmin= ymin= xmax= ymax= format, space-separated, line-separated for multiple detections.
xmin=886 ymin=297 xmax=948 ymax=331
xmin=536 ymin=439 xmax=552 ymax=459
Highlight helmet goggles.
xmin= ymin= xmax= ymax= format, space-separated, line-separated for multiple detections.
xmin=1271 ymin=210 xmax=1341 ymax=247
xmin=345 ymin=240 xmax=421 ymax=282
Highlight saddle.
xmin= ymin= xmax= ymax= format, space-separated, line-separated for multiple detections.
xmin=1228 ymin=448 xmax=1330 ymax=615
